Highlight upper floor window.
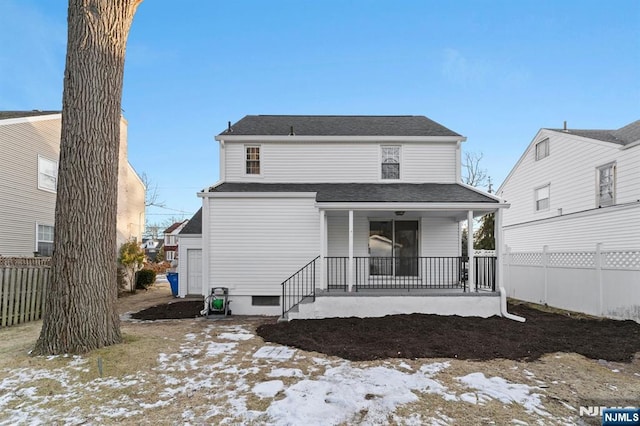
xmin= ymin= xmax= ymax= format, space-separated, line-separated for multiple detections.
xmin=36 ymin=224 xmax=54 ymax=256
xmin=597 ymin=163 xmax=615 ymax=207
xmin=535 ymin=139 xmax=549 ymax=161
xmin=245 ymin=146 xmax=260 ymax=175
xmin=535 ymin=184 xmax=550 ymax=212
xmin=38 ymin=155 xmax=58 ymax=192
xmin=381 ymin=146 xmax=400 ymax=180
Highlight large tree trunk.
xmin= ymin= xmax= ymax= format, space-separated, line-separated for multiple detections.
xmin=33 ymin=0 xmax=141 ymax=355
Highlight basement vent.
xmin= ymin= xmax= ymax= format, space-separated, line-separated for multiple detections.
xmin=252 ymin=296 xmax=280 ymax=306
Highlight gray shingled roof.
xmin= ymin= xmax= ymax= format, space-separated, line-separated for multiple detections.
xmin=0 ymin=110 xmax=60 ymax=120
xmin=547 ymin=119 xmax=640 ymax=146
xmin=209 ymin=183 xmax=497 ymax=203
xmin=219 ymin=115 xmax=462 ymax=137
xmin=179 ymin=208 xmax=202 ymax=235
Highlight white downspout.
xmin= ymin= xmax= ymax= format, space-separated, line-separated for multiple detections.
xmin=495 ymin=208 xmax=525 ymax=322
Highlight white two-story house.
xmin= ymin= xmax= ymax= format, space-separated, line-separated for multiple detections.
xmin=180 ymin=115 xmax=511 ymax=320
xmin=0 ymin=110 xmax=146 ymax=257
xmin=497 ymin=120 xmax=640 ymax=321
xmin=498 ymin=120 xmax=640 ymax=251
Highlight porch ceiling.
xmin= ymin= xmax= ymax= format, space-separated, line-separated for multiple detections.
xmin=324 ymin=208 xmax=495 ymax=221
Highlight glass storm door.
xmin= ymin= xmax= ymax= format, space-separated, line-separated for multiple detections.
xmin=368 ymin=220 xmax=418 ymax=276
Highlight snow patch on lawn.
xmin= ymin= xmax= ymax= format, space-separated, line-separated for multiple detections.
xmin=252 ymin=346 xmax=295 ymax=360
xmin=252 ymin=380 xmax=284 ymax=398
xmin=457 ymin=372 xmax=549 ymax=416
xmin=206 ymin=342 xmax=237 ymax=357
xmin=268 ymin=368 xmax=305 ymax=378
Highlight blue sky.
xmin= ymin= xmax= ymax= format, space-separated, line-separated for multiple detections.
xmin=1 ymin=0 xmax=639 ymax=226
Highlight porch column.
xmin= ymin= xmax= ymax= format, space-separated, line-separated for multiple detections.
xmin=495 ymin=208 xmax=503 ymax=291
xmin=467 ymin=210 xmax=474 ymax=291
xmin=348 ymin=209 xmax=354 ymax=292
xmin=319 ymin=209 xmax=326 ymax=290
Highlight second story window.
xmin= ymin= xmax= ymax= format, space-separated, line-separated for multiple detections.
xmin=597 ymin=163 xmax=615 ymax=207
xmin=535 ymin=184 xmax=550 ymax=212
xmin=246 ymin=146 xmax=260 ymax=175
xmin=38 ymin=155 xmax=58 ymax=192
xmin=381 ymin=146 xmax=400 ymax=180
xmin=535 ymin=138 xmax=549 ymax=161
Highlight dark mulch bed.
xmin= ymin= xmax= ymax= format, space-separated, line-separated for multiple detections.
xmin=131 ymin=300 xmax=203 ymax=320
xmin=256 ymin=304 xmax=640 ymax=362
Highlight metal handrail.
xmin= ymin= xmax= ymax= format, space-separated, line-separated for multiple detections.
xmin=281 ymin=256 xmax=320 ymax=317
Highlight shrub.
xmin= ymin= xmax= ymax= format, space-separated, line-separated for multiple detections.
xmin=136 ymin=269 xmax=157 ymax=289
xmin=118 ymin=240 xmax=145 ymax=293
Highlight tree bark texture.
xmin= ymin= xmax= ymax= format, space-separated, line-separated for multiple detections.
xmin=34 ymin=0 xmax=141 ymax=355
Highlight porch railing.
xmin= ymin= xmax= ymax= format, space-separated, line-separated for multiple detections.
xmin=474 ymin=256 xmax=496 ymax=291
xmin=281 ymin=256 xmax=319 ymax=317
xmin=325 ymin=256 xmax=496 ymax=292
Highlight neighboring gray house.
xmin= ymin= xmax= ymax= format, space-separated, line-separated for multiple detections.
xmin=0 ymin=111 xmax=146 ymax=257
xmin=182 ymin=115 xmax=511 ymax=320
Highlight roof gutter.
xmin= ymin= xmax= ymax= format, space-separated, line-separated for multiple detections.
xmin=215 ymin=135 xmax=466 ymax=143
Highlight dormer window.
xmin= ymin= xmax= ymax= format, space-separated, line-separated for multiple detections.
xmin=535 ymin=139 xmax=549 ymax=161
xmin=381 ymin=146 xmax=400 ymax=180
xmin=245 ymin=145 xmax=260 ymax=175
xmin=597 ymin=163 xmax=615 ymax=207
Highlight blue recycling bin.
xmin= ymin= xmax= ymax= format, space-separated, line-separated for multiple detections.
xmin=166 ymin=272 xmax=179 ymax=296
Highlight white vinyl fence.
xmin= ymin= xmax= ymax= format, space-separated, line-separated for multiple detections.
xmin=504 ymin=244 xmax=640 ymax=321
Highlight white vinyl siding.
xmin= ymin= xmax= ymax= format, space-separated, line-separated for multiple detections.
xmin=503 ymin=204 xmax=640 ymax=251
xmin=208 ymin=196 xmax=319 ymax=295
xmin=224 ymin=141 xmax=457 ymax=183
xmin=500 ymin=131 xmax=640 ymax=228
xmin=37 ymin=155 xmax=58 ymax=192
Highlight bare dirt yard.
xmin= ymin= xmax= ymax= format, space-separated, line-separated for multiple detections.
xmin=0 ymin=280 xmax=638 ymax=425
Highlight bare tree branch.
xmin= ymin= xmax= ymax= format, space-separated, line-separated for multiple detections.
xmin=462 ymin=151 xmax=489 ymax=188
xmin=140 ymin=172 xmax=165 ymax=208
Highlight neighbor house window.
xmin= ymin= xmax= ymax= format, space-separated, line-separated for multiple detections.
xmin=535 ymin=184 xmax=550 ymax=211
xmin=166 ymin=251 xmax=175 ymax=261
xmin=597 ymin=163 xmax=615 ymax=207
xmin=38 ymin=155 xmax=58 ymax=192
xmin=381 ymin=146 xmax=400 ymax=179
xmin=535 ymin=138 xmax=549 ymax=161
xmin=246 ymin=146 xmax=260 ymax=175
xmin=36 ymin=224 xmax=54 ymax=256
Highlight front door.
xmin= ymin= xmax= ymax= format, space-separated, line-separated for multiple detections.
xmin=369 ymin=220 xmax=419 ymax=276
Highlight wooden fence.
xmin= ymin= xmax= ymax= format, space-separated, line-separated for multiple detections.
xmin=0 ymin=257 xmax=50 ymax=327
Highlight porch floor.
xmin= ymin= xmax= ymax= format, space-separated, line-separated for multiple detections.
xmin=318 ymin=288 xmax=498 ymax=297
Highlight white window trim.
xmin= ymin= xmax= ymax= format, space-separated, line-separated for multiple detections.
xmin=244 ymin=144 xmax=262 ymax=177
xmin=379 ymin=145 xmax=402 ymax=181
xmin=35 ymin=222 xmax=54 ymax=255
xmin=596 ymin=162 xmax=616 ymax=208
xmin=37 ymin=155 xmax=58 ymax=193
xmin=535 ymin=138 xmax=549 ymax=161
xmin=534 ymin=183 xmax=550 ymax=212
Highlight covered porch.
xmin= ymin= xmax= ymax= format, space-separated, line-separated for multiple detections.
xmin=283 ymin=191 xmax=509 ymax=320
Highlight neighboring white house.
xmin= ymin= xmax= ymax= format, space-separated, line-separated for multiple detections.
xmin=497 ymin=120 xmax=640 ymax=321
xmin=0 ymin=111 xmax=146 ymax=257
xmin=182 ymin=115 xmax=510 ymax=319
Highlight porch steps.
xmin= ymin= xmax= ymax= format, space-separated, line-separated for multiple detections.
xmin=284 ymin=289 xmax=501 ymax=321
